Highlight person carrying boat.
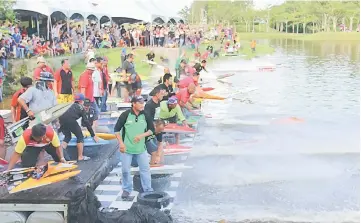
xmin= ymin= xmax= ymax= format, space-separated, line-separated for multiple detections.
xmin=114 ymin=95 xmax=154 ymax=199
xmin=158 ymin=97 xmax=188 ymax=145
xmin=131 ymin=119 xmax=166 ymax=166
xmin=144 ymin=86 xmax=164 ymax=121
xmin=146 ymin=50 xmax=155 ymax=62
xmin=158 ymin=97 xmax=188 ymax=125
xmin=176 ymin=83 xmax=197 ymax=118
xmin=54 ymin=59 xmax=75 ymax=104
xmin=177 ymin=72 xmax=200 ymax=89
xmin=6 ymin=123 xmax=66 ymax=170
xmin=194 ymin=60 xmax=208 ymax=73
xmin=59 ymin=93 xmax=99 ymax=161
xmin=11 ymin=76 xmax=33 ymax=123
xmin=18 ymin=72 xmax=57 ymax=120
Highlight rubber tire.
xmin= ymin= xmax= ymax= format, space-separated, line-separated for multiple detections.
xmin=137 ymin=191 xmax=171 ymax=209
xmin=133 ymin=174 xmax=171 ymax=193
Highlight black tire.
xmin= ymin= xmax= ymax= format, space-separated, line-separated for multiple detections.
xmin=137 ymin=191 xmax=171 ymax=209
xmin=133 ymin=174 xmax=171 ymax=193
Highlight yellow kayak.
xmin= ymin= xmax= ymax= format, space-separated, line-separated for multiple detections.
xmin=82 ymin=131 xmax=116 ymax=140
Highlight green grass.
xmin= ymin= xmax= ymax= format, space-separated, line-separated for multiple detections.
xmin=236 ymin=32 xmax=360 ymax=41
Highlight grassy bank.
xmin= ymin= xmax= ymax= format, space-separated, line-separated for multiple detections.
xmin=236 ymin=32 xmax=360 ymax=41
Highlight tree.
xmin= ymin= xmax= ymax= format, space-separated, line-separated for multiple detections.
xmin=0 ymin=0 xmax=16 ymax=22
xmin=178 ymin=6 xmax=191 ymax=23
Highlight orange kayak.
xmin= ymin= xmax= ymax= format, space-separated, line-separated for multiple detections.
xmin=0 ymin=158 xmax=8 ymax=165
xmin=194 ymin=93 xmax=226 ymax=100
xmin=10 ymin=162 xmax=81 ymax=194
xmin=164 ymin=148 xmax=191 ymax=155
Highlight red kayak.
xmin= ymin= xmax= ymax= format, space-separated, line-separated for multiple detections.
xmin=164 ymin=148 xmax=191 ymax=155
xmin=164 ymin=124 xmax=197 ymax=133
xmin=202 ymin=87 xmax=215 ymax=92
xmin=166 ymin=144 xmax=192 ymax=150
xmin=0 ymin=158 xmax=8 ymax=165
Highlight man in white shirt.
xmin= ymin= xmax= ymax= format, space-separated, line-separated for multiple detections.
xmin=92 ymin=57 xmax=103 ymax=107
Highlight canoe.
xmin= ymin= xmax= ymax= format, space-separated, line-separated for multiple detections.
xmin=163 ymin=123 xmax=197 ymax=133
xmin=83 ymin=131 xmax=116 ymax=140
xmin=62 ymin=135 xmax=110 ymax=146
xmin=194 ymin=93 xmax=226 ymax=100
xmin=166 ymin=144 xmax=192 ymax=150
xmin=202 ymin=87 xmax=215 ymax=92
xmin=164 ymin=148 xmax=191 ymax=155
xmin=9 ymin=162 xmax=81 ymax=194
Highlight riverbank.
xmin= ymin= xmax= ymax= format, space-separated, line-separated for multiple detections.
xmin=236 ymin=32 xmax=360 ymax=41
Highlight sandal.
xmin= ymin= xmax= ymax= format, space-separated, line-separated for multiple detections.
xmin=78 ymin=156 xmax=91 ymax=161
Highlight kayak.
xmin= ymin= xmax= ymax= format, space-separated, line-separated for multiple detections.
xmin=202 ymin=87 xmax=215 ymax=92
xmin=63 ymin=136 xmax=110 ymax=146
xmin=166 ymin=144 xmax=192 ymax=150
xmin=83 ymin=131 xmax=116 ymax=140
xmin=164 ymin=148 xmax=191 ymax=155
xmin=164 ymin=123 xmax=197 ymax=133
xmin=194 ymin=93 xmax=226 ymax=100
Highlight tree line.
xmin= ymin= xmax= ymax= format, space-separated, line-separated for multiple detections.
xmin=178 ymin=1 xmax=360 ymax=33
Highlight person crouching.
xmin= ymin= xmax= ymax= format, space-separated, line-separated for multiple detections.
xmin=59 ymin=93 xmax=99 ymax=161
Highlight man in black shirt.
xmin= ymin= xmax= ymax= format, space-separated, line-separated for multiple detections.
xmin=153 ymin=73 xmax=174 ymax=101
xmin=59 ymin=93 xmax=99 ymax=161
xmin=144 ymin=86 xmax=163 ymax=120
xmin=146 ymin=50 xmax=155 ymax=61
xmin=122 ymin=54 xmax=136 ymax=102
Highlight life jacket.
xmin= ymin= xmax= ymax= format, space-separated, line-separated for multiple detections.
xmin=22 ymin=126 xmax=54 ymax=147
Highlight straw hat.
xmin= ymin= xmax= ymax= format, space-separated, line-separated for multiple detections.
xmin=36 ymin=57 xmax=46 ymax=64
xmin=86 ymin=63 xmax=95 ymax=71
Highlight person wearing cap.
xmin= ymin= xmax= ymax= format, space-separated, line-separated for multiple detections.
xmin=158 ymin=96 xmax=187 ymax=125
xmin=58 ymin=93 xmax=99 ymax=161
xmin=18 ymin=72 xmax=57 ymax=119
xmin=81 ymin=98 xmax=97 ymax=130
xmin=7 ymin=123 xmax=66 ymax=170
xmin=54 ymin=59 xmax=74 ymax=104
xmin=33 ymin=57 xmax=54 ymax=83
xmin=114 ymin=95 xmax=155 ymax=199
xmin=11 ymin=76 xmax=33 ymax=123
xmin=78 ymin=62 xmax=100 ymax=124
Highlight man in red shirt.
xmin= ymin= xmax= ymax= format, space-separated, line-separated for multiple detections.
xmin=33 ymin=57 xmax=54 ymax=89
xmin=176 ymin=83 xmax=196 ymax=113
xmin=11 ymin=77 xmax=33 ymax=123
xmin=78 ymin=63 xmax=99 ymax=123
xmin=177 ymin=72 xmax=200 ymax=89
xmin=54 ymin=59 xmax=74 ymax=103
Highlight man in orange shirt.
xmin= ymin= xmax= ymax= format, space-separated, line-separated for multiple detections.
xmin=33 ymin=57 xmax=54 ymax=89
xmin=11 ymin=76 xmax=33 ymax=123
xmin=54 ymin=59 xmax=74 ymax=103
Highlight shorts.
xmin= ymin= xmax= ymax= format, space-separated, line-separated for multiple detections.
xmin=91 ymin=101 xmax=99 ymax=121
xmin=21 ymin=144 xmax=60 ymax=168
xmin=57 ymin=94 xmax=74 ymax=104
xmin=60 ymin=120 xmax=84 ymax=144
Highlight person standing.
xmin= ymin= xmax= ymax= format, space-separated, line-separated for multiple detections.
xmin=78 ymin=63 xmax=99 ymax=126
xmin=144 ymin=86 xmax=164 ymax=121
xmin=54 ymin=59 xmax=74 ymax=104
xmin=92 ymin=57 xmax=104 ymax=107
xmin=114 ymin=96 xmax=154 ymax=198
xmin=33 ymin=57 xmax=54 ymax=81
xmin=100 ymin=57 xmax=110 ymax=112
xmin=18 ymin=72 xmax=57 ymax=119
xmin=11 ymin=77 xmax=33 ymax=123
xmin=122 ymin=53 xmax=136 ymax=102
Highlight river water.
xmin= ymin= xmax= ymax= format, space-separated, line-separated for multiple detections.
xmin=172 ymin=39 xmax=360 ymax=223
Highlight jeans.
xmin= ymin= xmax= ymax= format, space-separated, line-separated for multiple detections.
xmin=179 ymin=38 xmax=185 ymax=47
xmin=150 ymin=36 xmax=154 ymax=46
xmin=100 ymin=90 xmax=108 ymax=112
xmin=121 ymin=151 xmax=153 ymax=193
xmin=182 ymin=107 xmax=192 ymax=119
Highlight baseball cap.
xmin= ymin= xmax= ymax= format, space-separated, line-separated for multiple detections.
xmin=131 ymin=95 xmax=145 ymax=103
xmin=180 ymin=59 xmax=187 ymax=64
xmin=74 ymin=93 xmax=85 ymax=102
xmin=167 ymin=97 xmax=178 ymax=105
xmin=84 ymin=98 xmax=91 ymax=106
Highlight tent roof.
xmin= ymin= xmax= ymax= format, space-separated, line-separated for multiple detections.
xmin=13 ymin=0 xmax=175 ymax=22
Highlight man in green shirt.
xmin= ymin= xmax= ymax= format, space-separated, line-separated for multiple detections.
xmin=114 ymin=96 xmax=154 ymax=199
xmin=158 ymin=97 xmax=188 ymax=125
